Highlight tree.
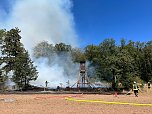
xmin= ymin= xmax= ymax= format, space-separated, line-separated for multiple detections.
xmin=0 ymin=29 xmax=7 ymax=85
xmin=85 ymin=44 xmax=100 ymax=62
xmin=116 ymin=49 xmax=135 ymax=89
xmin=120 ymin=38 xmax=126 ymax=49
xmin=141 ymin=42 xmax=152 ymax=82
xmin=84 ymin=38 xmax=149 ymax=89
xmin=1 ymin=28 xmax=24 ymax=73
xmin=1 ymin=28 xmax=38 ymax=89
xmin=33 ymin=41 xmax=54 ymax=59
xmin=54 ymin=43 xmax=71 ymax=52
xmin=13 ymin=51 xmax=38 ymax=89
xmin=71 ymin=48 xmax=86 ymax=62
xmin=97 ymin=39 xmax=118 ymax=84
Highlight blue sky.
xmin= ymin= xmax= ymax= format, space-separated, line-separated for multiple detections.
xmin=73 ymin=0 xmax=152 ymax=47
xmin=0 ymin=0 xmax=13 ymax=13
xmin=0 ymin=0 xmax=152 ymax=48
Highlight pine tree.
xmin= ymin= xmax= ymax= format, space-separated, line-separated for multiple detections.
xmin=13 ymin=51 xmax=38 ymax=89
xmin=0 ymin=29 xmax=7 ymax=85
xmin=1 ymin=28 xmax=38 ymax=89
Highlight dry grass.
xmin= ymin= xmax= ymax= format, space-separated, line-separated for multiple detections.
xmin=0 ymin=88 xmax=152 ymax=114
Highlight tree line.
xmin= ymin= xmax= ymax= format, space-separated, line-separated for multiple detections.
xmin=85 ymin=39 xmax=152 ymax=89
xmin=0 ymin=28 xmax=152 ymax=90
xmin=33 ymin=38 xmax=152 ymax=89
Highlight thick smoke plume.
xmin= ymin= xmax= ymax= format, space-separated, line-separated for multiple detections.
xmin=32 ymin=54 xmax=79 ymax=88
xmin=0 ymin=0 xmax=79 ymax=88
xmin=1 ymin=0 xmax=78 ymax=50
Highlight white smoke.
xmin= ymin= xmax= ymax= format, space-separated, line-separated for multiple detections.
xmin=0 ymin=0 xmax=79 ymax=88
xmin=1 ymin=0 xmax=78 ymax=51
xmin=32 ymin=55 xmax=79 ymax=88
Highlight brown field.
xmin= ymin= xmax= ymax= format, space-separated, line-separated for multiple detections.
xmin=0 ymin=89 xmax=152 ymax=114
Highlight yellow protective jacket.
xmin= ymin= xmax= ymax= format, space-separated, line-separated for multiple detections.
xmin=133 ymin=84 xmax=138 ymax=90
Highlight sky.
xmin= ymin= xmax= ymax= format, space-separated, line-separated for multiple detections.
xmin=72 ymin=0 xmax=152 ymax=47
xmin=0 ymin=0 xmax=152 ymax=48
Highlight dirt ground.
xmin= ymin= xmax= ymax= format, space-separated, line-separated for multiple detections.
xmin=0 ymin=89 xmax=152 ymax=114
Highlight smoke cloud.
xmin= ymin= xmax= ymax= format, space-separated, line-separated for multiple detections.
xmin=32 ymin=54 xmax=79 ymax=88
xmin=0 ymin=0 xmax=79 ymax=88
xmin=1 ymin=0 xmax=78 ymax=50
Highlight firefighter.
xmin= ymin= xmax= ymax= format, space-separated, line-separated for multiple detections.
xmin=148 ymin=82 xmax=151 ymax=89
xmin=45 ymin=81 xmax=49 ymax=91
xmin=133 ymin=81 xmax=139 ymax=97
xmin=45 ymin=81 xmax=48 ymax=88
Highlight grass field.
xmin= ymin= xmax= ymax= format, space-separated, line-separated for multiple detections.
xmin=0 ymin=88 xmax=152 ymax=114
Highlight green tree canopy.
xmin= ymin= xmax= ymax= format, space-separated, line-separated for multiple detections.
xmin=0 ymin=28 xmax=38 ymax=89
